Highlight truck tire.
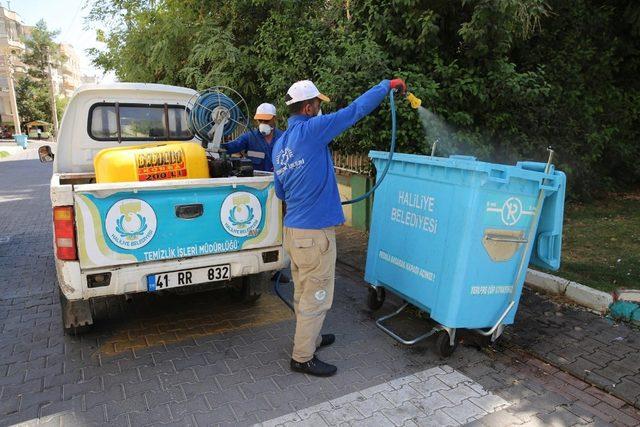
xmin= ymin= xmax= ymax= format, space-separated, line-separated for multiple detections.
xmin=59 ymin=293 xmax=93 ymax=335
xmin=89 ymin=295 xmax=127 ymax=322
xmin=230 ymin=272 xmax=268 ymax=304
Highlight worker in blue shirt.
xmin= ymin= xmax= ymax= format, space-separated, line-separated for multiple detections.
xmin=221 ymin=103 xmax=283 ymax=172
xmin=223 ymin=103 xmax=290 ymax=283
xmin=273 ymin=78 xmax=407 ymax=376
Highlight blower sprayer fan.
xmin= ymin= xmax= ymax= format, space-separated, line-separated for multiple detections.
xmin=187 ymin=86 xmax=250 ymax=152
xmin=186 ymin=86 xmax=254 ymax=178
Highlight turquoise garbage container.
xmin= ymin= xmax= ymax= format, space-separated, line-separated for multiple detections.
xmin=14 ymin=134 xmax=28 ymax=149
xmin=364 ymin=151 xmax=566 ymax=356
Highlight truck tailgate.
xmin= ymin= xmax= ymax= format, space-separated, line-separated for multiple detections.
xmin=73 ymin=176 xmax=281 ymax=269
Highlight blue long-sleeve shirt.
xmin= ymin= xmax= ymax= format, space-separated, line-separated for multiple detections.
xmin=273 ymin=80 xmax=391 ymax=229
xmin=221 ymin=128 xmax=283 ymax=172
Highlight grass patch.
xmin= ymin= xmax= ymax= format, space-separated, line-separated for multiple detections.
xmin=546 ymin=192 xmax=640 ymax=292
xmin=0 ymin=151 xmax=9 ymax=158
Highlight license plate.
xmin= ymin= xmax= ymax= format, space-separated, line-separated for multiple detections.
xmin=147 ymin=264 xmax=230 ymax=291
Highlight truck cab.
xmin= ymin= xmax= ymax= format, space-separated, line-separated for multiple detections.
xmin=41 ymin=83 xmax=286 ymax=333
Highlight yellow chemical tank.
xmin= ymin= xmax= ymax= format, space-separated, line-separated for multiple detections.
xmin=94 ymin=142 xmax=209 ymax=183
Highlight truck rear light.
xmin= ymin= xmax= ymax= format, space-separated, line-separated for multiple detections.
xmin=56 ymin=237 xmax=74 ymax=247
xmin=53 ymin=206 xmax=77 ymax=260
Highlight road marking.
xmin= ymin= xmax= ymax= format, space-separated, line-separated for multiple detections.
xmin=256 ymin=365 xmax=510 ymax=426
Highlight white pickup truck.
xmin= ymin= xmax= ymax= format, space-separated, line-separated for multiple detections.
xmin=39 ymin=83 xmax=286 ymax=333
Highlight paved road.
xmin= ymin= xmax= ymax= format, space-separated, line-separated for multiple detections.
xmin=337 ymin=221 xmax=640 ymax=408
xmin=0 ymin=152 xmax=639 ymax=426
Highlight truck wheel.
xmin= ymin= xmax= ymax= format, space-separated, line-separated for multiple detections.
xmin=59 ymin=293 xmax=93 ymax=335
xmin=230 ymin=273 xmax=267 ymax=304
xmin=367 ymin=287 xmax=386 ymax=311
xmin=89 ymin=296 xmax=126 ymax=322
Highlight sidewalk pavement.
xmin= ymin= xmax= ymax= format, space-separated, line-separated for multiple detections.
xmin=0 ymin=140 xmax=54 ymax=162
xmin=335 ymin=225 xmax=640 ymax=409
xmin=1 ymin=157 xmax=640 ymax=426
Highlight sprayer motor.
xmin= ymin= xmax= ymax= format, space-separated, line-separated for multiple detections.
xmin=207 ymin=153 xmax=254 ymax=178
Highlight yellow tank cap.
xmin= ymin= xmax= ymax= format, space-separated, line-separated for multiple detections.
xmin=406 ymin=92 xmax=422 ymax=109
xmin=94 ymin=142 xmax=209 ymax=183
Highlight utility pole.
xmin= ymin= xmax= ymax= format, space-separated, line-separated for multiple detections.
xmin=45 ymin=47 xmax=59 ymax=137
xmin=7 ymin=66 xmax=20 ymax=135
xmin=2 ymin=54 xmax=21 ymax=135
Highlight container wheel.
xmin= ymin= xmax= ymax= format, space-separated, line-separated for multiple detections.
xmin=367 ymin=287 xmax=386 ymax=311
xmin=435 ymin=331 xmax=458 ymax=358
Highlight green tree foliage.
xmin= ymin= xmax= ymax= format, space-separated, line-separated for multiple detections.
xmin=18 ymin=20 xmax=66 ymax=127
xmin=15 ymin=76 xmax=50 ymax=128
xmin=56 ymin=96 xmax=69 ymax=123
xmin=22 ymin=20 xmax=65 ymax=80
xmin=87 ymin=0 xmax=640 ymax=199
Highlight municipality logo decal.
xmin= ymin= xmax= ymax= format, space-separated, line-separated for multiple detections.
xmin=276 ymin=148 xmax=294 ymax=166
xmin=106 ymin=199 xmax=157 ymax=249
xmin=221 ymin=192 xmax=262 ymax=237
xmin=275 ymin=147 xmax=305 ymax=176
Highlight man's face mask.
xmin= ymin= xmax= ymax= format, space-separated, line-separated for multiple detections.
xmin=258 ymin=123 xmax=272 ymax=135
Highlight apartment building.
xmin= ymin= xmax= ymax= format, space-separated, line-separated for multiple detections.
xmin=0 ymin=5 xmax=26 ymax=133
xmin=58 ymin=43 xmax=82 ymax=98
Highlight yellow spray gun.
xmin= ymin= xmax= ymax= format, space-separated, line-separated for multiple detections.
xmin=406 ymin=92 xmax=422 ymax=109
xmin=404 ymin=91 xmax=436 ymax=155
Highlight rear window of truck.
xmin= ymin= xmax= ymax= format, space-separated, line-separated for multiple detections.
xmin=88 ymin=103 xmax=192 ymax=141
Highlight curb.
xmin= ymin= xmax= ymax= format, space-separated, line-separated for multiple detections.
xmin=525 ymin=269 xmax=613 ymax=313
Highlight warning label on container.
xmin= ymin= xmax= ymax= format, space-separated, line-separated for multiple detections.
xmin=379 ymin=250 xmax=436 ymax=282
xmin=136 ymin=149 xmax=187 ymax=181
xmin=470 ymin=285 xmax=513 ymax=295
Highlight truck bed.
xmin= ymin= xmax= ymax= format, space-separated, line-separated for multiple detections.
xmin=63 ymin=174 xmax=282 ymax=270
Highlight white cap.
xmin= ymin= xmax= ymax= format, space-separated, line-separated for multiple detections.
xmin=254 ymin=103 xmax=277 ymax=120
xmin=285 ymin=80 xmax=330 ymax=105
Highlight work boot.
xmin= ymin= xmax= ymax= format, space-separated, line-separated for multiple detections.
xmin=290 ymin=356 xmax=337 ymax=377
xmin=318 ymin=334 xmax=335 ymax=348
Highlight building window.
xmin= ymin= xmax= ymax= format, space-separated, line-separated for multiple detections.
xmin=88 ymin=103 xmax=193 ymax=141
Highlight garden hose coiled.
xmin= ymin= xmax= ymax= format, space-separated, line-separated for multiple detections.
xmin=188 ymin=91 xmax=246 ymax=141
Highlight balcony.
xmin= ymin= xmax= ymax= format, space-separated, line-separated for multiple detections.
xmin=0 ymin=35 xmax=25 ymax=51
xmin=62 ymin=79 xmax=79 ymax=91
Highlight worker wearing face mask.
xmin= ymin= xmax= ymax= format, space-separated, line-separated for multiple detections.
xmin=222 ymin=102 xmax=290 ymax=284
xmin=221 ymin=103 xmax=283 ymax=172
xmin=273 ymin=78 xmax=406 ymax=377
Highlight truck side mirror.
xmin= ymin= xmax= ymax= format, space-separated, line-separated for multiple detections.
xmin=38 ymin=145 xmax=54 ymax=163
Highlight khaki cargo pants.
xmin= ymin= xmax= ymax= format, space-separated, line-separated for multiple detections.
xmin=283 ymin=226 xmax=337 ymax=363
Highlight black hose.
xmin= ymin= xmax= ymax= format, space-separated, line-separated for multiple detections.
xmin=341 ymin=90 xmax=397 ymax=205
xmin=273 ymin=271 xmax=294 ymax=312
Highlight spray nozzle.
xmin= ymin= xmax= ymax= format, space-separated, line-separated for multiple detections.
xmin=406 ymin=92 xmax=422 ymax=109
